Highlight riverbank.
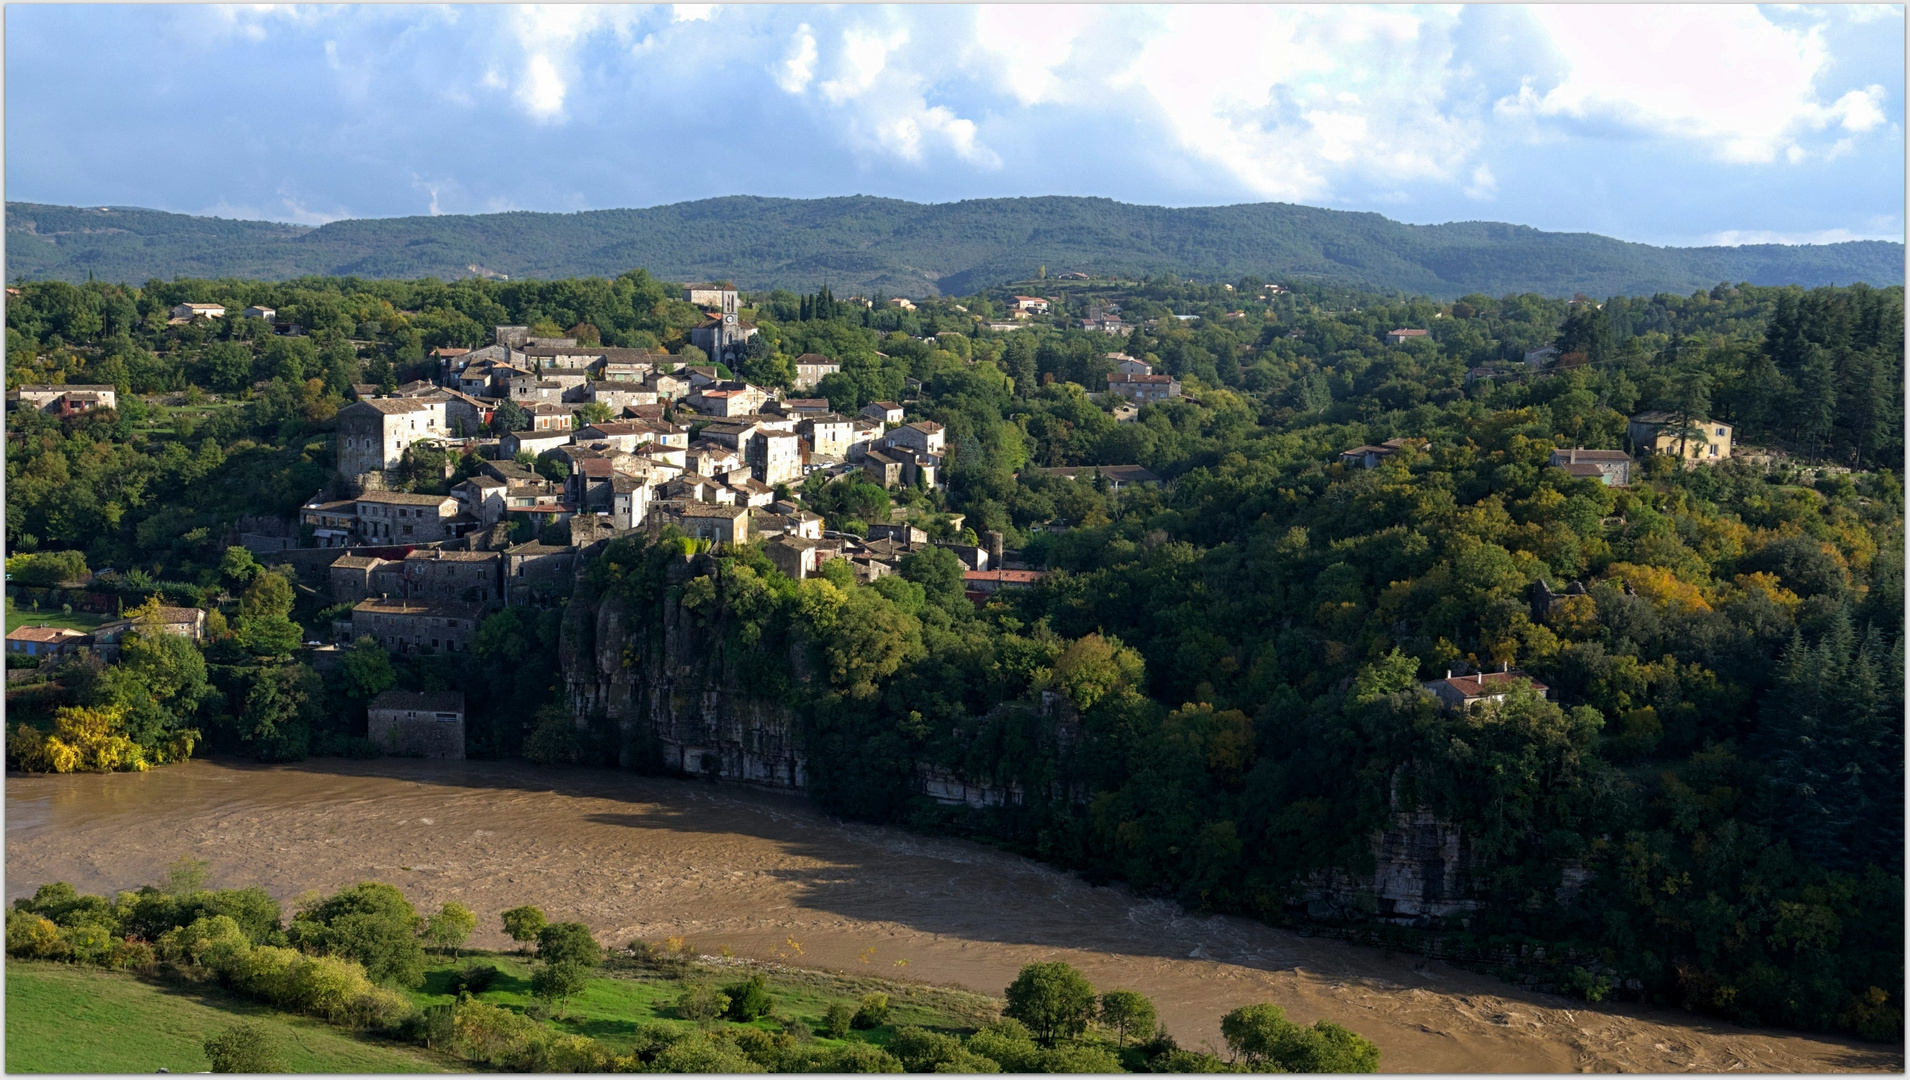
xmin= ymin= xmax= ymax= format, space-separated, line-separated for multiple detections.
xmin=6 ymin=757 xmax=1900 ymax=1073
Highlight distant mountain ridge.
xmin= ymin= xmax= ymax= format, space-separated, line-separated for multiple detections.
xmin=6 ymin=196 xmax=1902 ymax=299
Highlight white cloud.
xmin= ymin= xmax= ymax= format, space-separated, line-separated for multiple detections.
xmin=820 ymin=26 xmax=907 ymax=103
xmin=972 ymin=5 xmax=1087 ymax=106
xmin=775 ymin=24 xmax=817 ymax=94
xmin=1111 ymin=6 xmax=1478 ymax=202
xmin=1464 ymin=163 xmax=1497 ymax=200
xmin=673 ymin=4 xmax=716 ymax=23
xmin=518 ymin=54 xmax=567 ymax=120
xmin=1495 ymin=6 xmax=1891 ymax=164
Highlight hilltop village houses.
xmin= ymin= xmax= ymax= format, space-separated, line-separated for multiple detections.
xmin=110 ymin=281 xmax=1068 ymax=658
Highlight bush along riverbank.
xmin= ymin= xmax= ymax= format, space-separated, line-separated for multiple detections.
xmin=7 ymin=861 xmax=1379 ymax=1073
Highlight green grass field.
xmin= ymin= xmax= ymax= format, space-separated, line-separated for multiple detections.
xmin=4 ymin=603 xmax=105 ymax=636
xmin=5 ymin=962 xmax=458 ymax=1074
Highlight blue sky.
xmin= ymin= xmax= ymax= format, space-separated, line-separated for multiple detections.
xmin=6 ymin=4 xmax=1903 ymax=246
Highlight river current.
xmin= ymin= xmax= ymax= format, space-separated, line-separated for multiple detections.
xmin=5 ymin=759 xmax=1896 ymax=1072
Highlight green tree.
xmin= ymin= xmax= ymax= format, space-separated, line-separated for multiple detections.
xmin=531 ymin=959 xmax=591 ymax=1019
xmin=500 ymin=905 xmax=546 ymax=953
xmin=338 ymin=637 xmax=396 ymax=703
xmin=898 ymin=544 xmax=968 ymax=613
xmin=1003 ymin=962 xmax=1098 ymax=1046
xmin=161 ymin=856 xmax=212 ymax=896
xmin=1220 ymin=1003 xmax=1380 ymax=1073
xmin=536 ymin=921 xmax=602 ymax=970
xmin=288 ymin=882 xmax=426 ymax=988
xmin=1098 ymin=989 xmax=1157 ymax=1046
xmin=219 ymin=546 xmax=262 ymax=588
xmin=203 ymin=1021 xmax=287 ymax=1073
xmin=426 ymin=901 xmax=477 ymax=957
xmin=490 ymin=399 xmax=530 ymax=434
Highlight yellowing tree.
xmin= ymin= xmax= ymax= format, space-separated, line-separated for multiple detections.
xmin=10 ymin=705 xmax=149 ymax=773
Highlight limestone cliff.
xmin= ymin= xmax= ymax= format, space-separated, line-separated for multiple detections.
xmin=560 ymin=553 xmax=807 ymax=790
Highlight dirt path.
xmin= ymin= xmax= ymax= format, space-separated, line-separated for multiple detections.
xmin=6 ymin=758 xmax=1897 ymax=1072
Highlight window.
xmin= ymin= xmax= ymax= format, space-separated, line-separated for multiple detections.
xmin=1716 ymin=427 xmax=1726 ymax=437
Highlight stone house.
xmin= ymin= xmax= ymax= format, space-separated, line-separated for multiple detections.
xmin=586 ymin=382 xmax=659 ymax=411
xmin=452 ymin=475 xmax=509 ymax=526
xmin=499 ymin=429 xmax=573 ymax=459
xmin=337 ymin=398 xmax=449 ymax=478
xmin=301 ymin=499 xmax=359 ymax=547
xmin=6 ymin=625 xmax=89 ymax=658
xmin=328 ymin=555 xmax=390 ymax=605
xmin=398 ymin=549 xmax=504 ymax=607
xmin=1549 ymin=447 xmax=1632 ymax=486
xmin=1628 ymin=411 xmax=1733 ymax=462
xmin=351 ymin=598 xmax=481 ymax=653
xmin=1035 ymin=464 xmax=1161 ymax=491
xmin=1421 ymin=666 xmax=1549 ymax=711
xmin=366 ymin=690 xmax=466 ymax=759
xmin=1385 ymin=328 xmax=1431 ymax=345
xmin=242 ymin=305 xmax=276 ymax=321
xmin=171 ymin=302 xmax=226 ymax=320
xmin=9 ymin=384 xmax=119 ymax=413
xmin=963 ymin=569 xmax=1047 ymax=594
xmin=862 ymin=449 xmax=907 ymax=488
xmin=885 ymin=420 xmax=945 ymax=456
xmin=765 ymin=535 xmax=842 ymax=580
xmin=683 ymin=284 xmax=739 ymax=309
xmin=860 ymin=401 xmax=905 ymax=425
xmin=1105 ymin=372 xmax=1180 ymax=402
xmin=576 ymin=422 xmax=656 ymax=453
xmin=687 ymin=382 xmax=770 ymax=418
xmin=800 ymin=414 xmax=859 ymax=458
xmin=792 ymin=354 xmax=840 ymax=390
xmin=749 ymin=430 xmax=803 ymax=486
xmin=662 ymin=502 xmax=750 ymax=545
xmin=355 ymin=491 xmax=463 ymax=543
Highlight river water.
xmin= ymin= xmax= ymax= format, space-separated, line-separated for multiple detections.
xmin=5 ymin=759 xmax=1896 ymax=1073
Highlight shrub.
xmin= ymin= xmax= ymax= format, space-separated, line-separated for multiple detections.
xmin=723 ymin=973 xmax=774 ymax=1021
xmin=203 ymin=1021 xmax=287 ymax=1073
xmin=629 ymin=937 xmax=695 ymax=978
xmin=452 ymin=999 xmax=549 ymax=1069
xmin=964 ymin=1019 xmax=1043 ymax=1072
xmin=157 ymin=914 xmax=249 ymax=971
xmin=822 ymin=1042 xmax=906 ymax=1073
xmin=1038 ymin=1043 xmax=1126 ymax=1072
xmin=104 ymin=936 xmax=157 ymax=972
xmin=6 ymin=911 xmax=68 ymax=960
xmin=932 ymin=1048 xmax=1003 ymax=1073
xmin=57 ymin=919 xmax=118 ymax=965
xmin=1220 ymin=1003 xmax=1380 ymax=1073
xmin=1841 ymin=987 xmax=1904 ymax=1042
xmin=454 ymin=963 xmax=500 ymax=995
xmin=426 ymin=901 xmax=477 ymax=956
xmin=822 ymin=1001 xmax=856 ymax=1038
xmin=851 ymin=991 xmax=890 ymax=1029
xmin=676 ymin=982 xmax=732 ymax=1023
xmin=887 ymin=1026 xmax=964 ymax=1071
xmin=543 ymin=1033 xmax=614 ymax=1073
xmin=647 ymin=1032 xmax=760 ymax=1073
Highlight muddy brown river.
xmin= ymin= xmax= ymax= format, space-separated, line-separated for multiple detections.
xmin=5 ymin=759 xmax=1897 ymax=1072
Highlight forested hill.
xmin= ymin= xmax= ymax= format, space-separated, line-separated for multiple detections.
xmin=7 ymin=197 xmax=1901 ymax=298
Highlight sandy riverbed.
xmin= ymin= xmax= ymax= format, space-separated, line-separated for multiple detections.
xmin=5 ymin=758 xmax=1898 ymax=1072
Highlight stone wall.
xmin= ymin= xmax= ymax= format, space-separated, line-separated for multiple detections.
xmin=367 ymin=708 xmax=465 ymax=759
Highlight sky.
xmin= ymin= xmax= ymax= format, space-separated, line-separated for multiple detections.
xmin=5 ymin=3 xmax=1904 ymax=247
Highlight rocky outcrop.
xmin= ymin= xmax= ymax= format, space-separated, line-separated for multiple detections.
xmin=1302 ymin=811 xmax=1481 ymax=928
xmin=561 ymin=553 xmax=807 ymax=790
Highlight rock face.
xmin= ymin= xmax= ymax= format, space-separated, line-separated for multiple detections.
xmin=561 ymin=556 xmax=807 ymax=791
xmin=1303 ymin=811 xmax=1481 ymax=928
xmin=558 ymin=557 xmax=1492 ymax=925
